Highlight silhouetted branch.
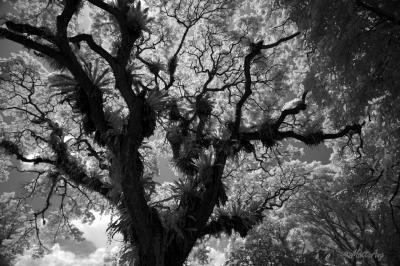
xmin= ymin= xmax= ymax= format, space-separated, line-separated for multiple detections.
xmin=356 ymin=0 xmax=400 ymax=25
xmin=5 ymin=21 xmax=54 ymax=42
xmin=0 ymin=140 xmax=55 ymax=165
xmin=275 ymin=90 xmax=309 ymax=127
xmin=279 ymin=123 xmax=363 ymax=145
xmin=56 ymin=0 xmax=81 ymax=36
xmin=69 ymin=34 xmax=116 ymax=66
xmin=261 ymin=32 xmax=301 ymax=50
xmin=233 ymin=32 xmax=301 ymax=137
xmin=0 ymin=27 xmax=62 ymax=60
xmin=200 ymin=214 xmax=261 ymax=238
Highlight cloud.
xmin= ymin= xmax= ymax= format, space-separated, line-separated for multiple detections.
xmin=14 ymin=212 xmax=122 ymax=266
xmin=15 ymin=244 xmax=118 ymax=266
xmin=57 ymin=239 xmax=97 ymax=257
xmin=72 ymin=212 xmax=122 ymax=249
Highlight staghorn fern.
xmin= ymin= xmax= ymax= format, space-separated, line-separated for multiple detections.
xmin=146 ymin=88 xmax=169 ymax=113
xmin=147 ymin=60 xmax=165 ymax=75
xmin=48 ymin=58 xmax=112 ymax=100
xmin=107 ymin=205 xmax=134 ymax=240
xmin=259 ymin=118 xmax=276 ymax=148
xmin=170 ymin=177 xmax=199 ymax=200
xmin=41 ymin=52 xmax=68 ymax=71
xmin=193 ymin=94 xmax=214 ymax=118
xmin=118 ymin=243 xmax=136 ymax=266
xmin=213 ymin=202 xmax=261 ymax=237
xmin=48 ymin=59 xmax=113 ymax=134
xmin=173 ymin=156 xmax=198 ymax=176
xmin=81 ymin=58 xmax=113 ymax=89
xmin=126 ymin=1 xmax=153 ymax=34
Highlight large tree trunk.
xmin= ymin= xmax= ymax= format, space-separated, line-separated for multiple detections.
xmin=138 ymin=239 xmax=197 ymax=266
xmin=133 ymin=235 xmax=195 ymax=266
xmin=136 ymin=239 xmax=166 ymax=266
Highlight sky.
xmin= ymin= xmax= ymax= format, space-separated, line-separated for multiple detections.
xmin=0 ymin=2 xmax=332 ymax=265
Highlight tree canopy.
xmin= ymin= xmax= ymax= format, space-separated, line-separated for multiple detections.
xmin=1 ymin=0 xmax=393 ymax=265
xmin=223 ymin=1 xmax=400 ymax=265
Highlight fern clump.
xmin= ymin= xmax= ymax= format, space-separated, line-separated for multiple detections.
xmin=194 ymin=94 xmax=213 ymax=118
xmin=174 ymin=156 xmax=198 ymax=176
xmin=126 ymin=1 xmax=153 ymax=36
xmin=167 ymin=99 xmax=181 ymax=121
xmin=48 ymin=59 xmax=112 ymax=135
xmin=259 ymin=118 xmax=276 ymax=148
xmin=146 ymin=88 xmax=169 ymax=113
xmin=147 ymin=60 xmax=165 ymax=75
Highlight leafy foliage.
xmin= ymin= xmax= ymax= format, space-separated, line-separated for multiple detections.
xmin=0 ymin=0 xmax=376 ymax=265
xmin=225 ymin=213 xmax=325 ymax=266
xmin=0 ymin=193 xmax=34 ymax=265
xmin=279 ymin=0 xmax=400 ymax=127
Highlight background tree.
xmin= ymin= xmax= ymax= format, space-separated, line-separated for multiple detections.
xmin=278 ymin=0 xmax=400 ymax=128
xmin=0 ymin=0 xmax=363 ymax=265
xmin=225 ymin=157 xmax=399 ymax=266
xmin=0 ymin=192 xmax=34 ymax=266
xmin=276 ymin=1 xmax=400 ymax=264
xmin=224 ymin=211 xmax=325 ymax=266
xmin=222 ymin=1 xmax=400 ymax=264
xmin=287 ymin=163 xmax=399 ymax=266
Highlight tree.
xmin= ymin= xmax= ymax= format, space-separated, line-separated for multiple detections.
xmin=225 ymin=211 xmax=325 ymax=266
xmin=278 ymin=0 xmax=400 ymax=128
xmin=0 ymin=0 xmax=363 ymax=265
xmin=225 ymin=161 xmax=400 ymax=266
xmin=0 ymin=192 xmax=35 ymax=266
xmin=276 ymin=2 xmax=400 ymax=264
xmin=284 ymin=158 xmax=400 ymax=266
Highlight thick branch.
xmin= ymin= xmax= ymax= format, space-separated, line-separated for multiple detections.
xmin=0 ymin=135 xmax=110 ymax=198
xmin=274 ymin=90 xmax=309 ymax=127
xmin=232 ymin=42 xmax=262 ymax=137
xmin=233 ymin=32 xmax=301 ymax=137
xmin=5 ymin=21 xmax=54 ymax=42
xmin=260 ymin=32 xmax=301 ymax=50
xmin=48 ymin=126 xmax=111 ymax=197
xmin=0 ymin=140 xmax=55 ymax=165
xmin=56 ymin=0 xmax=81 ymax=37
xmin=278 ymin=123 xmax=363 ymax=145
xmin=356 ymin=0 xmax=400 ymax=25
xmin=0 ymin=28 xmax=62 ymax=60
xmin=69 ymin=34 xmax=116 ymax=66
xmin=200 ymin=214 xmax=261 ymax=238
xmin=242 ymin=123 xmax=363 ymax=146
